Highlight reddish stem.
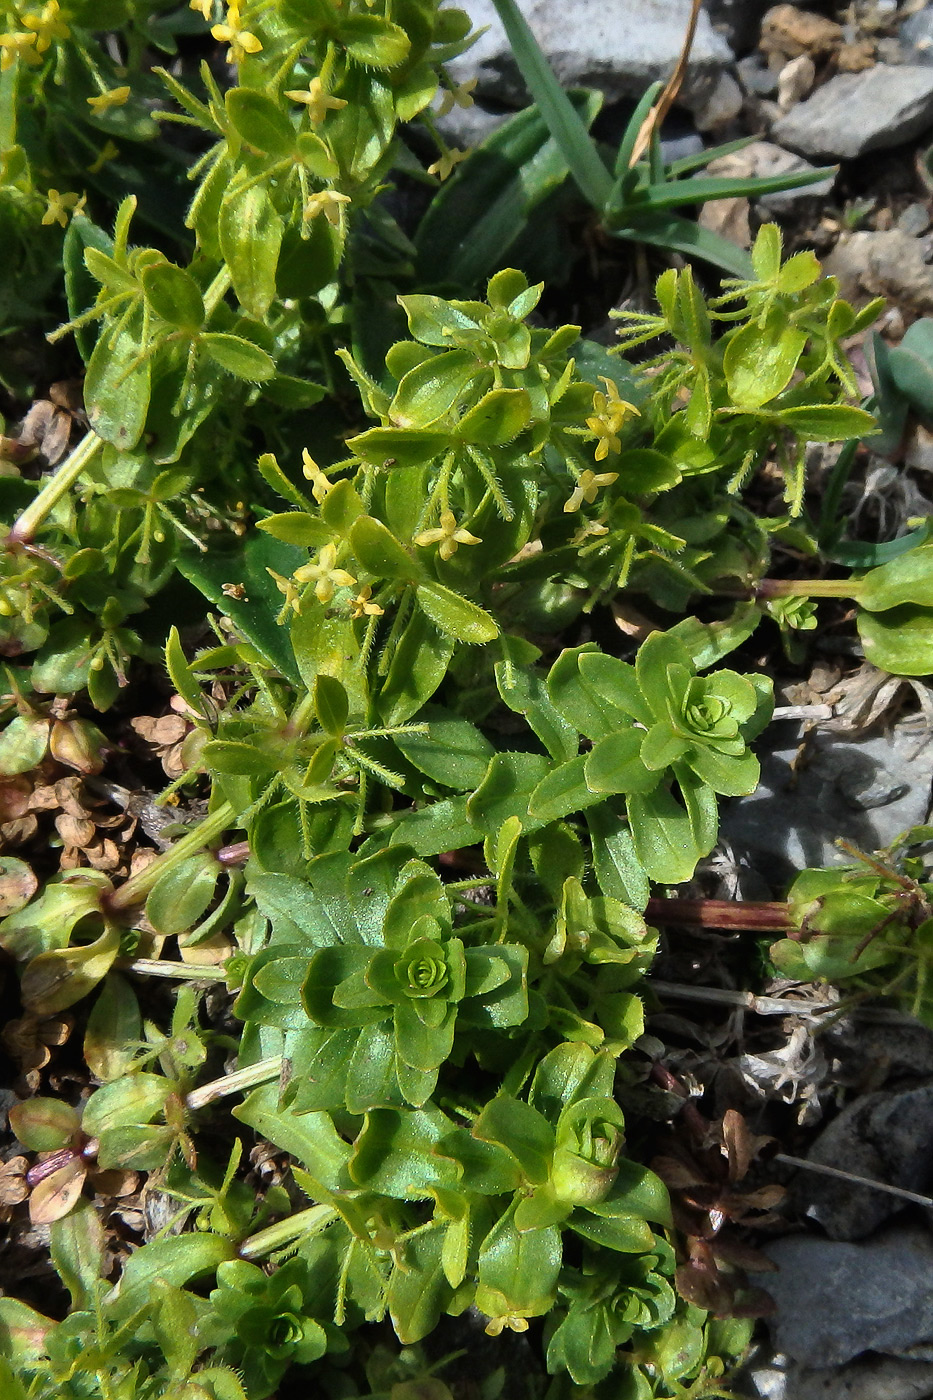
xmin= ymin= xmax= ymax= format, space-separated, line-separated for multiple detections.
xmin=645 ymin=898 xmax=793 ymax=932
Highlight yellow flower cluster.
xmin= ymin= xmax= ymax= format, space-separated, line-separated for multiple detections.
xmin=209 ymin=2 xmax=261 ymax=64
xmin=42 ymin=189 xmax=86 ymax=228
xmin=285 ymin=76 xmax=347 ymax=124
xmin=0 ymin=0 xmax=69 ymax=71
xmin=585 ymin=375 xmax=639 ymax=462
xmin=415 ymin=510 xmax=481 ymax=562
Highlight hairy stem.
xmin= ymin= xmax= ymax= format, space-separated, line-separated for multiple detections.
xmin=8 ymin=431 xmax=103 ymax=545
xmin=107 ymin=800 xmax=235 ymax=912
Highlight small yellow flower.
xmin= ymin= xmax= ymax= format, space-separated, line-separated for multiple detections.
xmin=87 ymin=139 xmax=119 ymax=174
xmin=571 ymin=518 xmax=609 ymax=546
xmin=484 ymin=1313 xmax=530 ymax=1337
xmin=293 ymin=543 xmax=356 ymax=605
xmin=0 ymin=31 xmax=41 ymax=70
xmin=21 ymin=0 xmax=69 ymax=52
xmin=414 ymin=510 xmax=481 ymax=562
xmin=301 ymin=449 xmax=333 ymax=504
xmin=189 ymin=0 xmax=213 ymax=16
xmin=427 ymin=147 xmax=467 ymax=181
xmin=585 ymin=377 xmax=640 ymax=462
xmin=563 ymin=469 xmax=618 ymax=514
xmin=41 ymin=189 xmax=86 ymax=229
xmin=266 ymin=568 xmax=302 ymax=619
xmin=285 ymin=75 xmax=347 ymax=124
xmin=86 ymin=85 xmax=130 ymax=113
xmin=303 ymin=189 xmax=351 ymax=227
xmin=349 ymin=585 xmax=384 ymax=620
xmin=211 ymin=4 xmax=262 ymax=64
xmin=436 ymin=77 xmax=476 ymax=117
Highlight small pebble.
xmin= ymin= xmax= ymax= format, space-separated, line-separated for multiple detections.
xmin=778 ymin=53 xmax=816 ymax=110
xmin=898 ymin=201 xmax=932 ymax=236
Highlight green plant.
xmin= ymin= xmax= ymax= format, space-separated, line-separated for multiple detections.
xmin=0 ymin=0 xmax=930 ymax=1393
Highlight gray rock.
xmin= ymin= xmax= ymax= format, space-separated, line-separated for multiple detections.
xmin=720 ymin=722 xmax=932 ymax=885
xmin=738 ymin=1352 xmax=933 ymax=1400
xmin=447 ymin=0 xmax=734 ymax=113
xmin=763 ymin=1227 xmax=933 ymax=1367
xmin=694 ymin=70 xmax=744 ymax=130
xmin=899 ymin=202 xmax=933 ymax=237
xmin=773 ymin=65 xmax=933 ymax=159
xmin=796 ymin=1085 xmax=933 ymax=1239
xmin=901 ymin=7 xmax=933 ymax=66
xmin=737 ymin=54 xmax=779 ymax=97
xmin=825 ymin=228 xmax=933 ymax=315
xmin=435 ymin=102 xmax=510 ymax=149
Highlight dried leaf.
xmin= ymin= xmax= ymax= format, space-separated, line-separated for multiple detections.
xmin=0 ymin=857 xmax=38 ymax=916
xmin=28 ymin=1158 xmax=86 ymax=1224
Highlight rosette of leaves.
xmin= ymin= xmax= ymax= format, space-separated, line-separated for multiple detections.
xmin=526 ymin=630 xmax=772 ymax=884
xmin=201 ymin=1258 xmax=335 ymax=1399
xmin=769 ymin=839 xmax=933 ymax=1023
xmin=237 ymin=850 xmax=528 ymax=1113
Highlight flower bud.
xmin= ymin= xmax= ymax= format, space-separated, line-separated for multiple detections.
xmin=551 ymin=1097 xmax=625 ymax=1206
xmin=49 ymin=717 xmax=106 ymax=774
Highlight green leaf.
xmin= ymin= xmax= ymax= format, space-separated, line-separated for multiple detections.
xmin=457 ymin=388 xmax=531 ymax=444
xmin=82 ymin=1074 xmax=168 ymax=1137
xmin=858 ymin=604 xmax=933 ymax=676
xmin=387 ymin=1228 xmax=451 ymax=1345
xmin=313 ymin=673 xmax=349 ymax=736
xmin=84 ymin=974 xmax=141 ymax=1081
xmin=226 ymin=88 xmax=296 ymax=156
xmin=417 ymin=581 xmax=499 ymax=643
xmin=50 ymin=1200 xmax=104 ymax=1311
xmin=200 ymin=332 xmax=276 ymax=381
xmin=350 ymin=515 xmax=418 ymax=580
xmin=178 ymin=530 xmax=303 ymax=685
xmin=394 ymin=705 xmax=494 ymax=788
xmin=255 ymin=511 xmax=333 ymax=547
xmin=141 ymin=260 xmax=204 ymax=329
xmin=627 ymin=784 xmax=705 ymax=885
xmin=220 ymin=182 xmax=283 ymax=319
xmin=468 ymin=750 xmax=551 ymax=835
xmin=723 ymin=317 xmax=806 ymax=409
xmin=476 ymin=1202 xmax=562 ymax=1317
xmin=414 ymin=92 xmax=602 ymax=286
xmin=390 ymin=349 xmax=481 ymax=428
xmin=113 ymin=1234 xmax=237 ymax=1318
xmin=858 ymin=544 xmax=933 ymax=611
xmin=377 ymin=606 xmax=454 ymax=724
xmin=768 ymin=404 xmax=877 ymax=441
xmin=495 ymin=658 xmax=578 ymax=761
xmin=84 ymin=300 xmax=151 ymax=450
xmin=21 ymin=923 xmax=121 ymax=1015
xmin=473 ymin=1096 xmax=553 ymax=1184
xmin=527 ymin=753 xmax=606 ymax=824
xmin=349 ymin=426 xmax=449 ymax=468
xmin=340 ymin=13 xmax=410 ymax=68
xmin=488 ymin=0 xmax=612 ymax=211
xmin=585 ymin=731 xmax=658 ymax=796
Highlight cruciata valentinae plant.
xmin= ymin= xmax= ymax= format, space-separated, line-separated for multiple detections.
xmin=1 ymin=0 xmax=933 ymax=1392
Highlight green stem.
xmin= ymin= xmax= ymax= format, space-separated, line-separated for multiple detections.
xmin=108 ymin=800 xmax=235 ymax=912
xmin=8 ymin=431 xmax=103 ymax=545
xmin=755 ymin=576 xmax=861 ymax=601
xmin=116 ymin=957 xmax=228 ymax=981
xmin=203 ymin=264 xmax=233 ymax=320
xmin=238 ymin=1203 xmax=340 ymax=1261
xmin=186 ymin=1056 xmax=283 ymax=1112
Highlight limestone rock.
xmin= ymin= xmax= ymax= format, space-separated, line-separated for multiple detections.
xmin=773 ymin=65 xmax=933 ymax=160
xmin=446 ymin=0 xmax=734 ymax=113
xmin=764 ymin=1227 xmax=933 ymax=1367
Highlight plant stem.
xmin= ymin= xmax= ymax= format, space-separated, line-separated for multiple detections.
xmin=645 ymin=897 xmax=793 ymax=931
xmin=755 ymin=576 xmax=860 ymax=601
xmin=116 ymin=957 xmax=228 ymax=980
xmin=8 ymin=431 xmax=103 ymax=545
xmin=107 ymin=800 xmax=235 ymax=912
xmin=186 ymin=1056 xmax=283 ymax=1112
xmin=238 ymin=1203 xmax=340 ymax=1261
xmin=203 ymin=264 xmax=233 ymax=319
